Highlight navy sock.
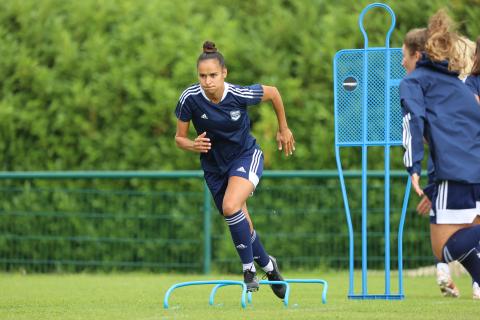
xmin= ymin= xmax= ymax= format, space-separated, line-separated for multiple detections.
xmin=251 ymin=230 xmax=270 ymax=268
xmin=225 ymin=210 xmax=254 ymax=269
xmin=443 ymin=225 xmax=480 ymax=284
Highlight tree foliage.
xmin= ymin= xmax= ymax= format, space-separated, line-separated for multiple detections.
xmin=1 ymin=0 xmax=478 ymax=171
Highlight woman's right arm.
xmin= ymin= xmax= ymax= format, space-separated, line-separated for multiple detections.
xmin=400 ymin=77 xmax=427 ymax=196
xmin=175 ymin=120 xmax=211 ymax=153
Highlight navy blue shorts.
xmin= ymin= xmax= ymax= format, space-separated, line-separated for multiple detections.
xmin=430 ymin=180 xmax=480 ymax=224
xmin=204 ymin=148 xmax=264 ymax=215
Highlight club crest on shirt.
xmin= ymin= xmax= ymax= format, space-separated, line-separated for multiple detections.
xmin=230 ymin=110 xmax=241 ymax=121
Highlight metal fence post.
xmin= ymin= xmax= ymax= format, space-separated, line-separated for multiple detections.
xmin=203 ymin=181 xmax=211 ymax=274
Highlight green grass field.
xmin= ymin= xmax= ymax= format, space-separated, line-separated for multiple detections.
xmin=1 ymin=271 xmax=478 ymax=320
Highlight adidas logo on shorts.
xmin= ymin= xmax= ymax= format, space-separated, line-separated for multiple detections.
xmin=236 ymin=166 xmax=246 ymax=173
xmin=236 ymin=244 xmax=247 ymax=249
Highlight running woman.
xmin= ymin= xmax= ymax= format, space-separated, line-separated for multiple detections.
xmin=400 ymin=10 xmax=480 ymax=300
xmin=174 ymin=41 xmax=295 ymax=299
xmin=403 ymin=27 xmax=460 ymax=298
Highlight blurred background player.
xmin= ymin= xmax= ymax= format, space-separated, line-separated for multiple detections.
xmin=402 ymin=27 xmax=475 ymax=298
xmin=401 ymin=10 xmax=480 ymax=300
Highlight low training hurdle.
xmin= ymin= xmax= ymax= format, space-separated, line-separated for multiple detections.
xmin=163 ymin=280 xmax=248 ymax=309
xmin=334 ymin=3 xmax=411 ymax=300
xmin=163 ymin=278 xmax=328 ymax=309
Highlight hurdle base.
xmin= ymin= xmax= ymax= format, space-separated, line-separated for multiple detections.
xmin=348 ymin=294 xmax=404 ymax=300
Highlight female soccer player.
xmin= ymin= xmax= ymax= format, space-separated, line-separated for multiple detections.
xmin=404 ymin=26 xmax=479 ymax=298
xmin=174 ymin=41 xmax=295 ymax=298
xmin=403 ymin=27 xmax=460 ymax=298
xmin=466 ymin=36 xmax=480 ymax=103
xmin=401 ymin=10 xmax=480 ymax=300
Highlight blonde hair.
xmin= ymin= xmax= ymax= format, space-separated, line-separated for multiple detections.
xmin=472 ymin=36 xmax=480 ymax=76
xmin=457 ymin=36 xmax=476 ymax=78
xmin=425 ymin=9 xmax=465 ymax=73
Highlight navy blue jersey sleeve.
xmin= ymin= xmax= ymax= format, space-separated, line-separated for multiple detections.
xmin=465 ymin=75 xmax=480 ymax=96
xmin=174 ymin=86 xmax=196 ymax=122
xmin=174 ymin=100 xmax=192 ymax=122
xmin=229 ymin=84 xmax=264 ymax=106
xmin=399 ymin=76 xmax=426 ymax=176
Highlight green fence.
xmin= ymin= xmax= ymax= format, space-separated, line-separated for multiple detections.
xmin=0 ymin=170 xmax=432 ymax=273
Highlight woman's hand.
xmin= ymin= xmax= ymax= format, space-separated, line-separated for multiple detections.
xmin=276 ymin=128 xmax=295 ymax=156
xmin=416 ymin=195 xmax=431 ymax=216
xmin=193 ymin=132 xmax=211 ymax=153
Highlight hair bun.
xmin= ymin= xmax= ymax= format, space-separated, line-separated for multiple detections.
xmin=203 ymin=41 xmax=217 ymax=53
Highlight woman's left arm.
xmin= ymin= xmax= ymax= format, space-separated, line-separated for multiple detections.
xmin=261 ymin=85 xmax=295 ymax=156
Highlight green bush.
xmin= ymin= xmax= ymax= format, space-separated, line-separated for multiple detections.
xmin=1 ymin=0 xmax=478 ymax=171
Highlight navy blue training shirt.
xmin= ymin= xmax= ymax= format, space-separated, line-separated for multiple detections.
xmin=465 ymin=74 xmax=480 ymax=97
xmin=175 ymin=82 xmax=263 ymax=174
xmin=400 ymin=55 xmax=480 ymax=183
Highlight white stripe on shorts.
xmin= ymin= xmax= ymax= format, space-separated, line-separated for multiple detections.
xmin=249 ymin=149 xmax=261 ymax=174
xmin=436 ymin=181 xmax=447 ymax=211
xmin=253 ymin=150 xmax=262 ymax=173
xmin=248 ymin=149 xmax=261 ymax=188
xmin=443 ymin=181 xmax=448 ymax=210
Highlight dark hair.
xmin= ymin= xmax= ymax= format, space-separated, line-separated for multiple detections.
xmin=404 ymin=28 xmax=427 ymax=55
xmin=197 ymin=41 xmax=225 ymax=68
xmin=472 ymin=36 xmax=480 ymax=76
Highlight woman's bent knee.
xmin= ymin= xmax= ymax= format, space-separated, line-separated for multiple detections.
xmin=222 ymin=201 xmax=241 ymax=216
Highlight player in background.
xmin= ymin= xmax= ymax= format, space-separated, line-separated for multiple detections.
xmin=403 ymin=27 xmax=464 ymax=298
xmin=401 ymin=10 xmax=480 ymax=300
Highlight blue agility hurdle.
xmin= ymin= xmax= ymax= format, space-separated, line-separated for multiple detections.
xmin=164 ymin=278 xmax=328 ymax=308
xmin=334 ymin=3 xmax=411 ymax=300
xmin=281 ymin=279 xmax=328 ymax=304
xmin=163 ymin=280 xmax=248 ymax=309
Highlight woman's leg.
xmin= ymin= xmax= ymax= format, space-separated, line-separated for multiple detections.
xmin=223 ymin=176 xmax=254 ymax=215
xmin=221 ymin=176 xmax=259 ymax=290
xmin=430 ymin=224 xmax=470 ymax=261
xmin=222 ymin=176 xmax=256 ymax=268
xmin=431 ymin=220 xmax=480 ymax=291
xmin=430 ymin=216 xmax=480 ymax=260
xmin=242 ymin=203 xmax=286 ymax=299
xmin=242 ymin=204 xmax=272 ymax=270
xmin=431 ymin=224 xmax=467 ymax=297
xmin=429 ymin=181 xmax=480 ymax=298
